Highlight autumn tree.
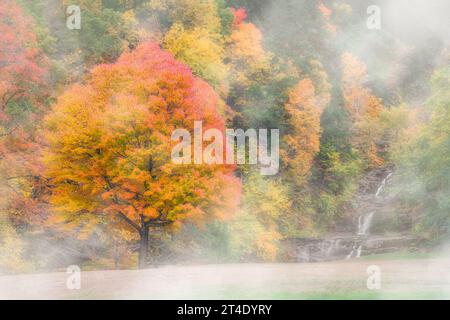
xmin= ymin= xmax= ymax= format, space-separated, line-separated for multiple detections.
xmin=341 ymin=52 xmax=384 ymax=168
xmin=225 ymin=7 xmax=298 ymax=130
xmin=276 ymin=78 xmax=331 ymax=236
xmin=44 ymin=42 xmax=240 ymax=268
xmin=226 ymin=7 xmax=271 ymax=84
xmin=0 ymin=0 xmax=50 ymax=228
xmin=235 ymin=0 xmax=333 ymax=71
xmin=0 ymin=1 xmax=48 ymax=114
xmin=281 ymin=79 xmax=327 ymax=187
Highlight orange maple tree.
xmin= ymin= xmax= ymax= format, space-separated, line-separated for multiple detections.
xmin=227 ymin=7 xmax=271 ymax=81
xmin=282 ymin=79 xmax=325 ymax=188
xmin=44 ymin=42 xmax=241 ymax=267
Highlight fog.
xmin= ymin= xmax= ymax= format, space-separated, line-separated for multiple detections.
xmin=1 ymin=0 xmax=449 ymax=299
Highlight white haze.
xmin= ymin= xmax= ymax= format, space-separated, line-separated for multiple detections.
xmin=1 ymin=0 xmax=449 ymax=299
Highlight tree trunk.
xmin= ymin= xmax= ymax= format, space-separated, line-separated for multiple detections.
xmin=138 ymin=225 xmax=149 ymax=269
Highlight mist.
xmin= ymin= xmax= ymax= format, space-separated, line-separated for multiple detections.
xmin=1 ymin=0 xmax=449 ymax=300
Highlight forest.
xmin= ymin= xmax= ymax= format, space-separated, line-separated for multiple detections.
xmin=0 ymin=0 xmax=449 ymax=274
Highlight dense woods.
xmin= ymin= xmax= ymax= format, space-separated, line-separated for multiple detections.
xmin=0 ymin=0 xmax=449 ymax=272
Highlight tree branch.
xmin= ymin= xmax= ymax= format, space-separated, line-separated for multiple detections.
xmin=116 ymin=211 xmax=141 ymax=233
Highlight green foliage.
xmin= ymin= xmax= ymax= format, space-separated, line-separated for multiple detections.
xmin=227 ymin=209 xmax=274 ymax=261
xmin=313 ymin=140 xmax=362 ymax=229
xmin=102 ymin=0 xmax=149 ymax=11
xmin=395 ymin=67 xmax=450 ymax=240
xmin=16 ymin=0 xmax=58 ymax=54
xmin=164 ymin=23 xmax=227 ymax=87
xmin=228 ymin=171 xmax=290 ymax=261
xmin=215 ymin=0 xmax=234 ymax=36
xmin=21 ymin=0 xmax=139 ymax=79
xmin=320 ymin=88 xmax=353 ymax=155
xmin=77 ymin=9 xmax=139 ymax=64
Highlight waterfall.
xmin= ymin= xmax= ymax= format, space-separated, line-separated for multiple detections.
xmin=375 ymin=172 xmax=393 ymax=197
xmin=358 ymin=211 xmax=375 ymax=235
xmin=346 ymin=171 xmax=393 ymax=259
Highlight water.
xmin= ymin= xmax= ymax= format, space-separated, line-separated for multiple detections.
xmin=375 ymin=172 xmax=393 ymax=197
xmin=346 ymin=171 xmax=393 ymax=259
xmin=358 ymin=211 xmax=375 ymax=235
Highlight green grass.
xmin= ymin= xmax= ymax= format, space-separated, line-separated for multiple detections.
xmin=360 ymin=250 xmax=438 ymax=261
xmin=64 ymin=288 xmax=449 ymax=300
xmin=267 ymin=291 xmax=447 ymax=300
xmin=189 ymin=289 xmax=448 ymax=300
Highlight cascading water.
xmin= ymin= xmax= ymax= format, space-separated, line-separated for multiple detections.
xmin=376 ymin=172 xmax=393 ymax=197
xmin=358 ymin=211 xmax=375 ymax=235
xmin=346 ymin=171 xmax=393 ymax=259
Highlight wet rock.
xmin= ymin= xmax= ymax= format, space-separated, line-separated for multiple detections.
xmin=281 ymin=234 xmax=416 ymax=262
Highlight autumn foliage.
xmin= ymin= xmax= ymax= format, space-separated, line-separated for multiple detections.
xmin=0 ymin=0 xmax=49 ymax=230
xmin=44 ymin=42 xmax=240 ymax=267
xmin=2 ymin=0 xmax=440 ymax=273
xmin=0 ymin=1 xmax=48 ymax=113
xmin=282 ymin=79 xmax=324 ymax=187
xmin=341 ymin=52 xmax=384 ymax=167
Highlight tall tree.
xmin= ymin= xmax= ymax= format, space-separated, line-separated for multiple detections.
xmin=225 ymin=7 xmax=297 ymax=130
xmin=341 ymin=52 xmax=384 ymax=168
xmin=44 ymin=42 xmax=240 ymax=268
xmin=282 ymin=78 xmax=327 ymax=188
